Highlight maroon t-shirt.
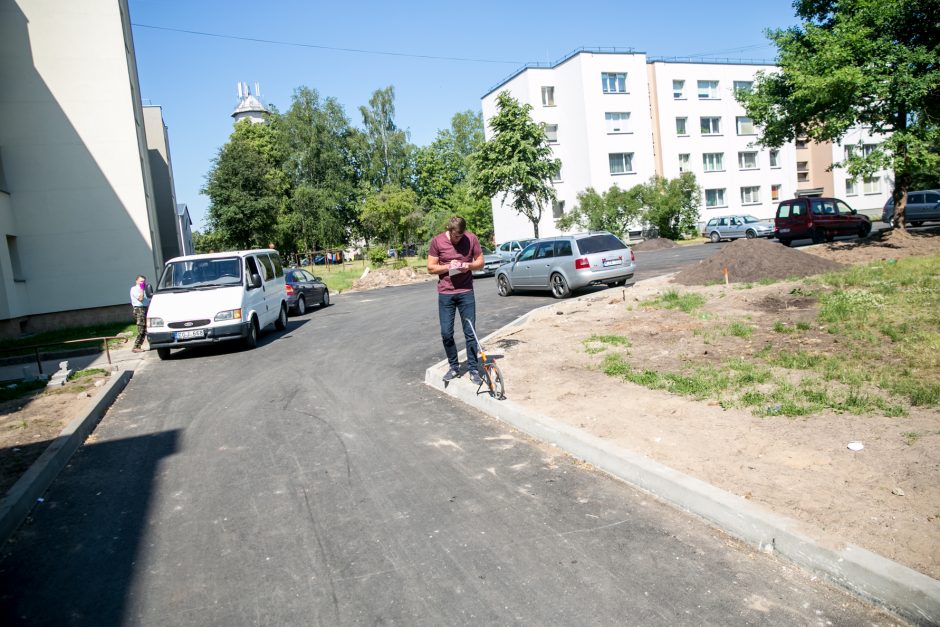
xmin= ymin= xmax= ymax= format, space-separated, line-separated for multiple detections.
xmin=429 ymin=231 xmax=482 ymax=294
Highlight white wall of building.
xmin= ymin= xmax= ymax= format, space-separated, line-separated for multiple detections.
xmin=649 ymin=62 xmax=797 ymax=222
xmin=0 ymin=0 xmax=161 ymax=320
xmin=831 ymin=127 xmax=893 ymax=213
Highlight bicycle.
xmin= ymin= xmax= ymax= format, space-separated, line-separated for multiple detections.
xmin=466 ymin=320 xmax=505 ymax=400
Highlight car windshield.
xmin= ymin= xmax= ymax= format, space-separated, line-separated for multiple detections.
xmin=743 ymin=216 xmax=762 ymax=223
xmin=576 ymin=234 xmax=627 ymax=254
xmin=481 ymin=247 xmax=494 ymax=255
xmin=158 ymin=257 xmax=242 ymax=290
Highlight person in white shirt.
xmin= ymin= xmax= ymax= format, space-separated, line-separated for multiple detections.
xmin=130 ymin=275 xmax=150 ymax=353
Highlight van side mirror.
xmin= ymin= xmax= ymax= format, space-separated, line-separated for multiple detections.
xmin=250 ymin=274 xmax=262 ymax=289
xmin=145 ymin=285 xmax=154 ymax=297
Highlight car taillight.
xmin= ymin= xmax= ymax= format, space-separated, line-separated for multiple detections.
xmin=630 ymin=249 xmax=635 ymax=262
xmin=575 ymin=257 xmax=590 ymax=270
xmin=285 ymin=285 xmax=294 ymax=295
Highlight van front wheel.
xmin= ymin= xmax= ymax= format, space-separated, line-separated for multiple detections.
xmin=244 ymin=319 xmax=259 ymax=349
xmin=157 ymin=348 xmax=171 ymax=360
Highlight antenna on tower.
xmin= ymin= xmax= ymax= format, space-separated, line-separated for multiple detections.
xmin=236 ymin=82 xmax=242 ymax=99
xmin=255 ymin=82 xmax=261 ymax=99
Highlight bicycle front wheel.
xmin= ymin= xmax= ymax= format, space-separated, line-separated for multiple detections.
xmin=484 ymin=363 xmax=505 ymax=400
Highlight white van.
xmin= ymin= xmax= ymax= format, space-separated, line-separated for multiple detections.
xmin=146 ymin=250 xmax=288 ymax=360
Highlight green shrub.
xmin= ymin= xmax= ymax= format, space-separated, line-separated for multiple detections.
xmin=367 ymin=247 xmax=388 ymax=267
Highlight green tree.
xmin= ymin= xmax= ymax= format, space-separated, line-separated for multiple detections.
xmin=191 ymin=229 xmax=227 ymax=254
xmin=203 ymin=120 xmax=289 ymax=249
xmin=359 ymin=186 xmax=422 ymax=248
xmin=636 ymin=173 xmax=702 ymax=240
xmin=359 ymin=86 xmax=414 ymax=190
xmin=469 ymin=91 xmax=560 ymax=238
xmin=738 ymin=0 xmax=940 ymax=229
xmin=556 ymin=185 xmax=644 ymax=237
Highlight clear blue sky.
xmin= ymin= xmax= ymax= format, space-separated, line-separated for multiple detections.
xmin=129 ymin=0 xmax=800 ymax=230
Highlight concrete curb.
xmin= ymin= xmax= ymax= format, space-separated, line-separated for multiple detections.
xmin=424 ymin=311 xmax=940 ymax=625
xmin=0 ymin=369 xmax=133 ymax=544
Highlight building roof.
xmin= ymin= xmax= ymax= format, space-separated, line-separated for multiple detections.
xmin=231 ymin=94 xmax=268 ymax=118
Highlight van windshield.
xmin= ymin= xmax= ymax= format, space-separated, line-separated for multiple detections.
xmin=158 ymin=257 xmax=243 ymax=290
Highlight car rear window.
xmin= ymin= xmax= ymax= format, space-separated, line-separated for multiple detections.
xmin=575 ymin=234 xmax=627 ymax=254
xmin=554 ymin=240 xmax=573 ymax=257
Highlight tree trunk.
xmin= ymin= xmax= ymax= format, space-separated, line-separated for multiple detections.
xmin=892 ymin=105 xmax=909 ymax=231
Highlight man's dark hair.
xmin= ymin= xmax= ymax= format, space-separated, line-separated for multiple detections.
xmin=136 ymin=275 xmax=146 ymax=281
xmin=446 ymin=216 xmax=466 ymax=234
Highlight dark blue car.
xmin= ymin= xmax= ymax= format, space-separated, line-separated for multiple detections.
xmin=283 ymin=268 xmax=330 ymax=315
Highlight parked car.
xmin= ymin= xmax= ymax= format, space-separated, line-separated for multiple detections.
xmin=495 ymin=238 xmax=535 ymax=261
xmin=774 ymin=197 xmax=871 ymax=246
xmin=472 ymin=247 xmax=506 ymax=278
xmin=882 ymin=189 xmax=940 ymax=226
xmin=147 ymin=250 xmax=288 ymax=359
xmin=283 ymin=268 xmax=330 ymax=315
xmin=495 ymin=232 xmax=635 ymax=299
xmin=702 ymin=215 xmax=775 ymax=242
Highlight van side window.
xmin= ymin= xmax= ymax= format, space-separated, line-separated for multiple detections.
xmin=257 ymin=254 xmax=276 ymax=282
xmin=792 ymin=202 xmax=804 ymax=216
xmin=776 ymin=203 xmax=789 ymax=219
xmin=245 ymin=256 xmax=260 ymax=284
xmin=268 ymin=253 xmax=283 ymax=275
xmin=555 ymin=240 xmax=573 ymax=257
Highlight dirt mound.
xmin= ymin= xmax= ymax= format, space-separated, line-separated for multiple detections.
xmin=349 ymin=266 xmax=434 ymax=291
xmin=673 ymin=238 xmax=845 ymax=285
xmin=632 ymin=238 xmax=678 ymax=252
xmin=805 ymin=228 xmax=940 ymax=264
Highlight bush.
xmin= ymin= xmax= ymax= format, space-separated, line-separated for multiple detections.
xmin=367 ymin=247 xmax=387 ymax=267
xmin=391 ymin=259 xmax=408 ymax=270
xmin=417 ymin=243 xmax=429 ymax=259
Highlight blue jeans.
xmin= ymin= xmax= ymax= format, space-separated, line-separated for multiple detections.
xmin=438 ymin=291 xmax=478 ymax=373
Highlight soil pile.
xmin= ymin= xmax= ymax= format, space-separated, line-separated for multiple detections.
xmin=349 ymin=266 xmax=435 ymax=292
xmin=632 ymin=238 xmax=678 ymax=252
xmin=673 ymin=238 xmax=845 ymax=285
xmin=805 ymin=228 xmax=940 ymax=264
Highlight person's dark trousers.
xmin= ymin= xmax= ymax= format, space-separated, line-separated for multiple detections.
xmin=133 ymin=306 xmax=147 ymax=349
xmin=438 ymin=291 xmax=478 ymax=374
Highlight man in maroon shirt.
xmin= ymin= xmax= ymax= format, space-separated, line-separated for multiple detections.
xmin=427 ymin=216 xmax=485 ymax=383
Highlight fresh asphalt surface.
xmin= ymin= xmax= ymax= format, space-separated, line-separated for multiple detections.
xmin=0 ymin=244 xmax=897 ymax=625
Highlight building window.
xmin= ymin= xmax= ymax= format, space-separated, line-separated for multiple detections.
xmin=541 ymin=86 xmax=555 ymax=107
xmin=741 ymin=186 xmax=761 ymax=204
xmin=863 ymin=176 xmax=881 ymax=194
xmin=678 ymin=153 xmax=690 ymax=172
xmin=544 ymin=124 xmax=559 ymax=143
xmin=605 ymin=112 xmax=631 ymax=134
xmin=797 ymin=172 xmax=809 ymax=182
xmin=738 ymin=151 xmax=758 ymax=169
xmin=672 ymin=79 xmax=685 ymax=99
xmin=608 ymin=152 xmax=634 ymax=175
xmin=6 ymin=235 xmax=24 ymax=282
xmin=552 ymin=164 xmax=563 ymax=182
xmin=736 ymin=116 xmax=756 ymax=135
xmin=770 ymin=149 xmax=780 ymax=168
xmin=796 ymin=138 xmax=808 ymax=149
xmin=846 ymin=179 xmax=858 ymax=196
xmin=697 ymin=80 xmax=719 ymax=99
xmin=771 ymin=184 xmax=782 ymax=200
xmin=705 ymin=188 xmax=726 ymax=208
xmin=676 ymin=117 xmax=688 ymax=136
xmin=552 ymin=200 xmax=565 ymax=219
xmin=846 ymin=143 xmax=877 ymax=159
xmin=602 ymin=72 xmax=628 ymax=93
xmin=700 ymin=116 xmax=721 ymax=135
xmin=733 ymin=80 xmax=753 ymax=94
xmin=702 ymin=153 xmax=724 ymax=172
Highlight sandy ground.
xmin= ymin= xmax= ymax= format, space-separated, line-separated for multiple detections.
xmin=486 ymin=230 xmax=940 ymax=580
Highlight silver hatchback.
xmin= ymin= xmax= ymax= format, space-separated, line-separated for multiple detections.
xmin=495 ymin=232 xmax=636 ymax=299
xmin=702 ymin=215 xmax=775 ymax=242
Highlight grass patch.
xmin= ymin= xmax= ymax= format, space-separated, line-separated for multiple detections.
xmin=69 ymin=368 xmax=110 ymax=381
xmin=724 ymin=321 xmax=753 ymax=338
xmin=795 ymin=321 xmax=811 ymax=331
xmin=583 ymin=334 xmax=631 ymax=355
xmin=0 ymin=379 xmax=46 ymax=402
xmin=641 ymin=290 xmax=706 ymax=314
xmin=772 ymin=321 xmax=794 ymax=334
xmin=0 ymin=322 xmax=136 ymax=358
xmin=301 ymin=257 xmax=425 ymax=294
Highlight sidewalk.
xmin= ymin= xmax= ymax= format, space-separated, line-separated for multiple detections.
xmin=424 ymin=305 xmax=940 ymax=626
xmin=0 ymin=340 xmax=148 ymax=381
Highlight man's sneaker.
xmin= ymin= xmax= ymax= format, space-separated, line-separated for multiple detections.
xmin=468 ymin=370 xmax=483 ymax=386
xmin=443 ymin=367 xmax=460 ymax=382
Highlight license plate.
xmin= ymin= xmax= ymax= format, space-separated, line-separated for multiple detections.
xmin=779 ymin=228 xmax=790 ymax=233
xmin=602 ymin=257 xmax=622 ymax=267
xmin=175 ymin=329 xmax=205 ymax=340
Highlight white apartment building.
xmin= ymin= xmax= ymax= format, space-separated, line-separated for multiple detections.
xmin=482 ymin=50 xmax=892 ymax=242
xmin=831 ymin=127 xmax=893 ymax=210
xmin=0 ymin=0 xmax=174 ymax=337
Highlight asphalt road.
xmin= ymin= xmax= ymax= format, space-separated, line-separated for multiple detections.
xmin=0 ymin=251 xmax=898 ymax=625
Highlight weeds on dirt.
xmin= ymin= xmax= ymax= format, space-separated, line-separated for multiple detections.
xmin=583 ymin=334 xmax=631 ymax=354
xmin=640 ymin=290 xmax=706 ymax=314
xmin=724 ymin=321 xmax=753 ymax=338
xmin=69 ymin=368 xmax=109 ymax=381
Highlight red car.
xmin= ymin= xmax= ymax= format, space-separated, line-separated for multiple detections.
xmin=774 ymin=197 xmax=871 ymax=246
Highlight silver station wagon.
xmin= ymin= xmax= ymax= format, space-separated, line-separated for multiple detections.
xmin=495 ymin=232 xmax=636 ymax=299
xmin=702 ymin=215 xmax=775 ymax=242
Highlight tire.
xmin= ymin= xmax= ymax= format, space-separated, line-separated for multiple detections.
xmin=320 ymin=289 xmax=330 ymax=307
xmin=745 ymin=230 xmax=756 ymax=239
xmin=550 ymin=273 xmax=571 ymax=299
xmin=911 ymin=221 xmax=923 ymax=227
xmin=497 ymin=274 xmax=513 ymax=297
xmin=275 ymin=304 xmax=287 ymax=331
xmin=295 ymin=295 xmax=306 ymax=315
xmin=778 ymin=239 xmax=792 ymax=247
xmin=484 ymin=363 xmax=506 ymax=400
xmin=156 ymin=347 xmax=171 ymax=360
xmin=244 ymin=318 xmax=259 ymax=349
xmin=709 ymin=231 xmax=721 ymax=243
xmin=811 ymin=228 xmax=825 ymax=244
xmin=825 ymin=233 xmax=835 ymax=243
xmin=859 ymin=222 xmax=872 ymax=237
